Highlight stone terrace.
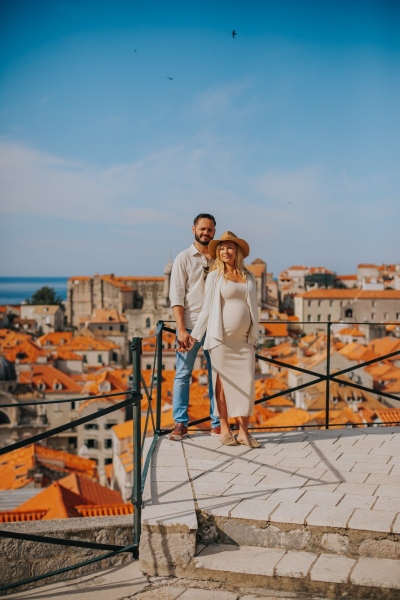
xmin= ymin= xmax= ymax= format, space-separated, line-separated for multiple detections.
xmin=139 ymin=426 xmax=400 ymax=598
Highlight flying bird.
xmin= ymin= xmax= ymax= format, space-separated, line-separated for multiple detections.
xmin=167 ymin=76 xmax=173 ymax=80
xmin=232 ymin=29 xmax=237 ymax=39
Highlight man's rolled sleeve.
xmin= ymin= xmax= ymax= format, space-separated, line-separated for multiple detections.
xmin=169 ymin=256 xmax=187 ymax=308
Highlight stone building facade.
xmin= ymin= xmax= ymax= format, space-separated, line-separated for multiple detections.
xmin=66 ymin=274 xmax=169 ymax=330
xmin=294 ymin=289 xmax=400 ymax=333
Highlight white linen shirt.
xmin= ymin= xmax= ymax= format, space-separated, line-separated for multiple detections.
xmin=169 ymin=244 xmax=212 ymax=329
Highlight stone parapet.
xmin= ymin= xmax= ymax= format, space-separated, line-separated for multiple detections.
xmin=0 ymin=515 xmax=133 ymax=595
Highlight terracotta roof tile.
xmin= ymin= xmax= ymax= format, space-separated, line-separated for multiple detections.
xmin=86 ymin=309 xmax=128 ymax=324
xmin=263 ymin=323 xmax=289 ymax=337
xmin=19 ymin=364 xmax=82 ymax=394
xmin=375 ymin=409 xmax=400 ymax=425
xmin=0 ymin=444 xmax=97 ymax=490
xmin=38 ymin=332 xmax=74 ymax=347
xmin=75 ymin=504 xmax=133 ymax=517
xmin=62 ymin=335 xmax=118 ymax=352
xmin=260 ymin=408 xmax=314 ymax=430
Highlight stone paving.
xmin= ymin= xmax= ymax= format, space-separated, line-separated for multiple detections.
xmin=4 ymin=560 xmax=330 ymax=599
xmin=139 ymin=426 xmax=400 ymax=596
xmin=145 ymin=427 xmax=400 ymax=533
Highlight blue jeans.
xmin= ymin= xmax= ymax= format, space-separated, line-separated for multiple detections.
xmin=172 ymin=329 xmax=220 ymax=428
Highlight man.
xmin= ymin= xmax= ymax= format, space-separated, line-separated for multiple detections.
xmin=169 ymin=213 xmax=221 ymax=440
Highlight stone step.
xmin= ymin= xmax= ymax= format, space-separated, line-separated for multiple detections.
xmin=197 ymin=510 xmax=400 ymax=560
xmin=182 ymin=543 xmax=400 ymax=599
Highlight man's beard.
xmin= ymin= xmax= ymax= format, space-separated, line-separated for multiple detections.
xmin=195 ymin=233 xmax=211 ymax=246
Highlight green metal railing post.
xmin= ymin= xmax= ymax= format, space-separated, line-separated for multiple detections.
xmin=155 ymin=321 xmax=163 ymax=434
xmin=325 ymin=321 xmax=331 ymax=429
xmin=131 ymin=337 xmax=143 ymax=555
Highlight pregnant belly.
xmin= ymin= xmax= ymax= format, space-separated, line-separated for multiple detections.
xmin=222 ymin=299 xmax=251 ymax=337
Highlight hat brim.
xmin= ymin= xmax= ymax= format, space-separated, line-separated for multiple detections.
xmin=209 ymin=237 xmax=250 ymax=259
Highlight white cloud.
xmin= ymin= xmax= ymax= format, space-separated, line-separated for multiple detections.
xmin=0 ymin=137 xmax=398 ymax=276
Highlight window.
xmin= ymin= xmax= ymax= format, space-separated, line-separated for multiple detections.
xmin=146 ymin=364 xmax=152 ymax=370
xmin=105 ymin=439 xmax=113 ymax=449
xmin=371 ymin=313 xmax=375 ymax=320
xmin=85 ymin=439 xmax=99 ymax=449
xmin=307 ymin=315 xmax=311 ymax=322
xmin=97 ymin=354 xmax=102 ymax=363
xmin=104 ymin=422 xmax=117 ymax=430
xmin=120 ymin=325 xmax=125 ymax=332
xmin=83 ymin=355 xmax=87 ymax=363
xmin=84 ymin=423 xmax=99 ymax=430
xmin=372 ymin=301 xmax=376 ymax=308
xmin=70 ymin=401 xmax=76 ymax=410
xmin=99 ymin=381 xmax=111 ymax=392
xmin=329 ymin=301 xmax=333 ymax=307
xmin=146 ymin=317 xmax=151 ymax=328
xmin=345 ymin=309 xmax=353 ymax=318
xmin=396 ymin=313 xmax=400 ymax=320
xmin=327 ymin=314 xmax=331 ymax=321
xmin=318 ymin=301 xmax=321 ymax=307
xmin=308 ymin=301 xmax=311 ymax=307
xmin=104 ymin=458 xmax=113 ymax=465
xmin=317 ymin=315 xmax=321 ymax=322
xmin=384 ymin=313 xmax=389 ymax=320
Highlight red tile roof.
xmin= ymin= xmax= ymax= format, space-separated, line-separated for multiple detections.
xmin=0 ymin=473 xmax=128 ymax=521
xmin=0 ymin=444 xmax=97 ymax=490
xmin=19 ymin=364 xmax=82 ymax=394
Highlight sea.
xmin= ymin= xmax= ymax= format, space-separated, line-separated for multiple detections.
xmin=0 ymin=277 xmax=68 ymax=306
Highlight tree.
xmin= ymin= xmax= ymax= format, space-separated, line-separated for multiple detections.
xmin=25 ymin=286 xmax=64 ymax=307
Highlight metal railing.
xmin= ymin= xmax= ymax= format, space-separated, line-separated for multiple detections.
xmin=1 ymin=319 xmax=400 ymax=591
xmin=0 ymin=338 xmax=146 ymax=592
xmin=158 ymin=319 xmax=400 ymax=432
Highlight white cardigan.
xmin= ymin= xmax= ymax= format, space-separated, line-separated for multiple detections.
xmin=191 ymin=270 xmax=259 ymax=350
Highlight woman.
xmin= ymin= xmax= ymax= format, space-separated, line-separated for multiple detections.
xmin=189 ymin=231 xmax=260 ymax=448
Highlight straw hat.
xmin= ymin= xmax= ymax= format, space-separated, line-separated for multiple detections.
xmin=208 ymin=231 xmax=250 ymax=259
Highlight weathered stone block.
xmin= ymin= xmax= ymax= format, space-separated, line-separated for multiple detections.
xmin=139 ymin=529 xmax=196 ymax=576
xmin=359 ymin=539 xmax=400 ymax=559
xmin=320 ymin=533 xmax=349 ymax=555
xmin=221 ymin=521 xmax=312 ymax=552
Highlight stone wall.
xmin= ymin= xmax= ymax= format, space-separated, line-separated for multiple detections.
xmin=0 ymin=515 xmax=134 ymax=595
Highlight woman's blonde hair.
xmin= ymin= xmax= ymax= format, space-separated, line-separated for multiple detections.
xmin=211 ymin=242 xmax=248 ymax=281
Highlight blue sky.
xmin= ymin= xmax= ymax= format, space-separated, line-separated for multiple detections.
xmin=1 ymin=0 xmax=399 ymax=277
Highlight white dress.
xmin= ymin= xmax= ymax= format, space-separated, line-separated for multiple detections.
xmin=210 ymin=279 xmax=255 ymax=417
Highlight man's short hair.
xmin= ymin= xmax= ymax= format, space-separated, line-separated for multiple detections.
xmin=193 ymin=213 xmax=216 ymax=226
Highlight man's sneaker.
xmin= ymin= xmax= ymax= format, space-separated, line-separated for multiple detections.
xmin=169 ymin=422 xmax=188 ymax=441
xmin=210 ymin=426 xmax=221 ymax=436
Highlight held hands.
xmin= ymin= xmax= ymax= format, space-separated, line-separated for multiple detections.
xmin=176 ymin=330 xmax=197 ymax=353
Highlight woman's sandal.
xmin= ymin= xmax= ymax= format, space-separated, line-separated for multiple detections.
xmin=219 ymin=432 xmax=238 ymax=446
xmin=237 ymin=434 xmax=261 ymax=448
